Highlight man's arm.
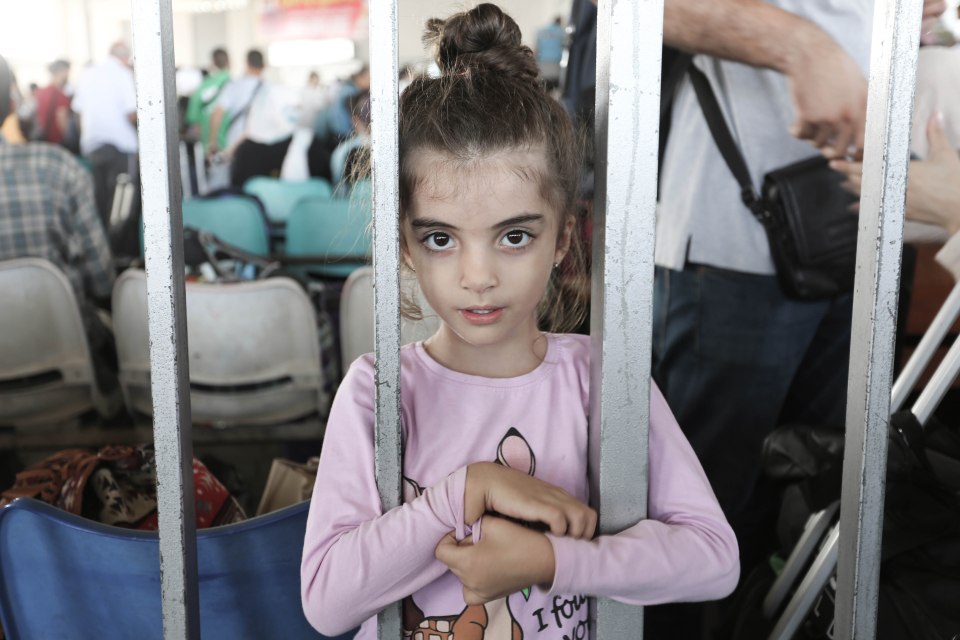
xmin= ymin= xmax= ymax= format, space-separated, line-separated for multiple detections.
xmin=664 ymin=0 xmax=867 ymax=158
xmin=207 ymin=105 xmax=225 ymax=155
xmin=54 ymin=99 xmax=70 ymax=140
xmin=207 ymin=105 xmax=227 ymax=155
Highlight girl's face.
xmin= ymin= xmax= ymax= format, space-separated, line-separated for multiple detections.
xmin=402 ymin=149 xmax=573 ymax=377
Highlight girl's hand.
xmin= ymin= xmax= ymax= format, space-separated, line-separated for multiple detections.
xmin=464 ymin=462 xmax=597 ymax=539
xmin=435 ymin=516 xmax=555 ymax=605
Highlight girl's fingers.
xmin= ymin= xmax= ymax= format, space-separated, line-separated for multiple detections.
xmin=543 ymin=509 xmax=568 ymax=536
xmin=568 ymin=513 xmax=588 ymax=539
xmin=434 ymin=532 xmax=461 ymax=566
xmin=564 ymin=507 xmax=597 ymax=539
xmin=463 ymin=586 xmax=487 ymax=606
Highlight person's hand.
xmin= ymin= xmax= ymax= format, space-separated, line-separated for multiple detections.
xmin=829 ymin=155 xmax=863 ymax=211
xmin=463 ymin=462 xmax=597 ymax=538
xmin=784 ymin=32 xmax=868 ymax=159
xmin=904 ymin=113 xmax=960 ymax=233
xmin=922 ymin=0 xmax=947 ymax=35
xmin=830 ymin=113 xmax=960 ymax=228
xmin=435 ymin=516 xmax=556 ymax=605
xmin=785 ymin=0 xmax=943 ymax=158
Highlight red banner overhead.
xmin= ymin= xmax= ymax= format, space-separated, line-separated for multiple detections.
xmin=259 ymin=0 xmax=365 ymax=40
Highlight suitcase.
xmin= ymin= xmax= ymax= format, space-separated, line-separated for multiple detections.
xmin=757 ymin=281 xmax=960 ymax=640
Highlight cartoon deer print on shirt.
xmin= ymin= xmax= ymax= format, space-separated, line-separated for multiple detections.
xmin=402 ymin=427 xmax=537 ymax=640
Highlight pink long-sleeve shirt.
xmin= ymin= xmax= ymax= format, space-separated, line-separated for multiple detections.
xmin=301 ymin=333 xmax=739 ymax=639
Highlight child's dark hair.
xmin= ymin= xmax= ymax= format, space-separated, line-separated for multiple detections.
xmin=398 ymin=3 xmax=586 ymax=332
xmin=348 ymin=90 xmax=371 ymax=129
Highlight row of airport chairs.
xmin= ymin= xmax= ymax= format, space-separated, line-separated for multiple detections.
xmin=0 ymin=259 xmax=437 ymax=430
xmin=171 ymin=178 xmax=372 ymax=279
xmin=242 ymin=176 xmax=333 ymax=224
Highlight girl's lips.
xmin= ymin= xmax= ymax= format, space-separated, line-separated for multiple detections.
xmin=459 ymin=307 xmax=504 ymax=325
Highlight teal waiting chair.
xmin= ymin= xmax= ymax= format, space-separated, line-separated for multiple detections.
xmin=181 ymin=196 xmax=271 ymax=256
xmin=243 ymin=177 xmax=333 ymax=224
xmin=0 ymin=498 xmax=355 ymax=639
xmin=285 ymin=196 xmax=371 ymax=279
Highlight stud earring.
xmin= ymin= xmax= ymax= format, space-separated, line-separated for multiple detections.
xmin=553 ymin=262 xmax=560 ymax=270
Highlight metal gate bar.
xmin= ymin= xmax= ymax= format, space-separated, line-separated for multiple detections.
xmin=590 ymin=0 xmax=664 ymax=637
xmin=368 ymin=0 xmax=403 ymax=637
xmin=130 ymin=0 xmax=199 ymax=638
xmin=836 ymin=0 xmax=922 ymax=637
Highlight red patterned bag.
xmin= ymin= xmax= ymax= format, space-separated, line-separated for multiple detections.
xmin=0 ymin=444 xmax=245 ymax=529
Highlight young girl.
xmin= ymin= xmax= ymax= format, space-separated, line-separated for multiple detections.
xmin=301 ymin=5 xmax=739 ymax=638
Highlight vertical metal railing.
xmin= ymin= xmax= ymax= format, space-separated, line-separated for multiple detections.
xmin=590 ymin=0 xmax=663 ymax=638
xmin=130 ymin=0 xmax=199 ymax=638
xmin=368 ymin=0 xmax=403 ymax=637
xmin=835 ymin=0 xmax=922 ymax=637
xmin=127 ymin=0 xmax=921 ymax=637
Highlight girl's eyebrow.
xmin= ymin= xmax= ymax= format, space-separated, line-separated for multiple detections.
xmin=409 ymin=213 xmax=545 ymax=230
xmin=494 ymin=213 xmax=544 ymax=228
xmin=410 ymin=217 xmax=457 ymax=230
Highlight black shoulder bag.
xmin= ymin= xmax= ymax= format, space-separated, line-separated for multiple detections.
xmin=685 ymin=62 xmax=859 ymax=300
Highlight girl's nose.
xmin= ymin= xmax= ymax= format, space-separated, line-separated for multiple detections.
xmin=459 ymin=249 xmax=498 ymax=293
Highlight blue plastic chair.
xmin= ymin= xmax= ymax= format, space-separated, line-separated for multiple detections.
xmin=0 ymin=498 xmax=356 ymax=640
xmin=181 ymin=195 xmax=271 ymax=256
xmin=243 ymin=177 xmax=334 ymax=224
xmin=285 ymin=196 xmax=371 ymax=279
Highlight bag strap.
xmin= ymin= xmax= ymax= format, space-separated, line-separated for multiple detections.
xmin=236 ymin=80 xmax=264 ymax=131
xmin=684 ymin=62 xmax=767 ymax=220
xmin=658 ymin=50 xmax=694 ymax=183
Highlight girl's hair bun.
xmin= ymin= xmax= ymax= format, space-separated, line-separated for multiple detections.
xmin=423 ymin=3 xmax=539 ymax=82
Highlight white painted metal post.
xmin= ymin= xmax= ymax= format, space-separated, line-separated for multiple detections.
xmin=368 ymin=0 xmax=403 ymax=637
xmin=835 ymin=0 xmax=922 ymax=637
xmin=130 ymin=1 xmax=199 ymax=638
xmin=590 ymin=0 xmax=663 ymax=637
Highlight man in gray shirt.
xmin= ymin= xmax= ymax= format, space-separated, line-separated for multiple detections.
xmin=654 ymin=0 xmax=946 ymax=592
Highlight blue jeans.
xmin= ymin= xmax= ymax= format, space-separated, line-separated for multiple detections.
xmin=652 ymin=264 xmax=852 ymax=559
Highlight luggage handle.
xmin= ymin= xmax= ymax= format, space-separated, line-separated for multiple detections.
xmin=892 ymin=281 xmax=960 ymax=414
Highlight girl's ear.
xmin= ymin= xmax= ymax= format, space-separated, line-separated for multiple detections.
xmin=400 ymin=237 xmax=416 ymax=272
xmin=554 ymin=214 xmax=576 ymax=265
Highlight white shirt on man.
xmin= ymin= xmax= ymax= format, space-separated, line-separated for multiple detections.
xmin=72 ymin=56 xmax=138 ymax=156
xmin=655 ymin=0 xmax=874 ymax=275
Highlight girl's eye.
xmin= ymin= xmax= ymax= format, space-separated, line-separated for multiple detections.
xmin=501 ymin=230 xmax=533 ymax=249
xmin=423 ymin=232 xmax=454 ymax=251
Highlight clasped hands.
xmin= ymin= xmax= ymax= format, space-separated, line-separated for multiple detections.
xmin=434 ymin=461 xmax=597 ymax=605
